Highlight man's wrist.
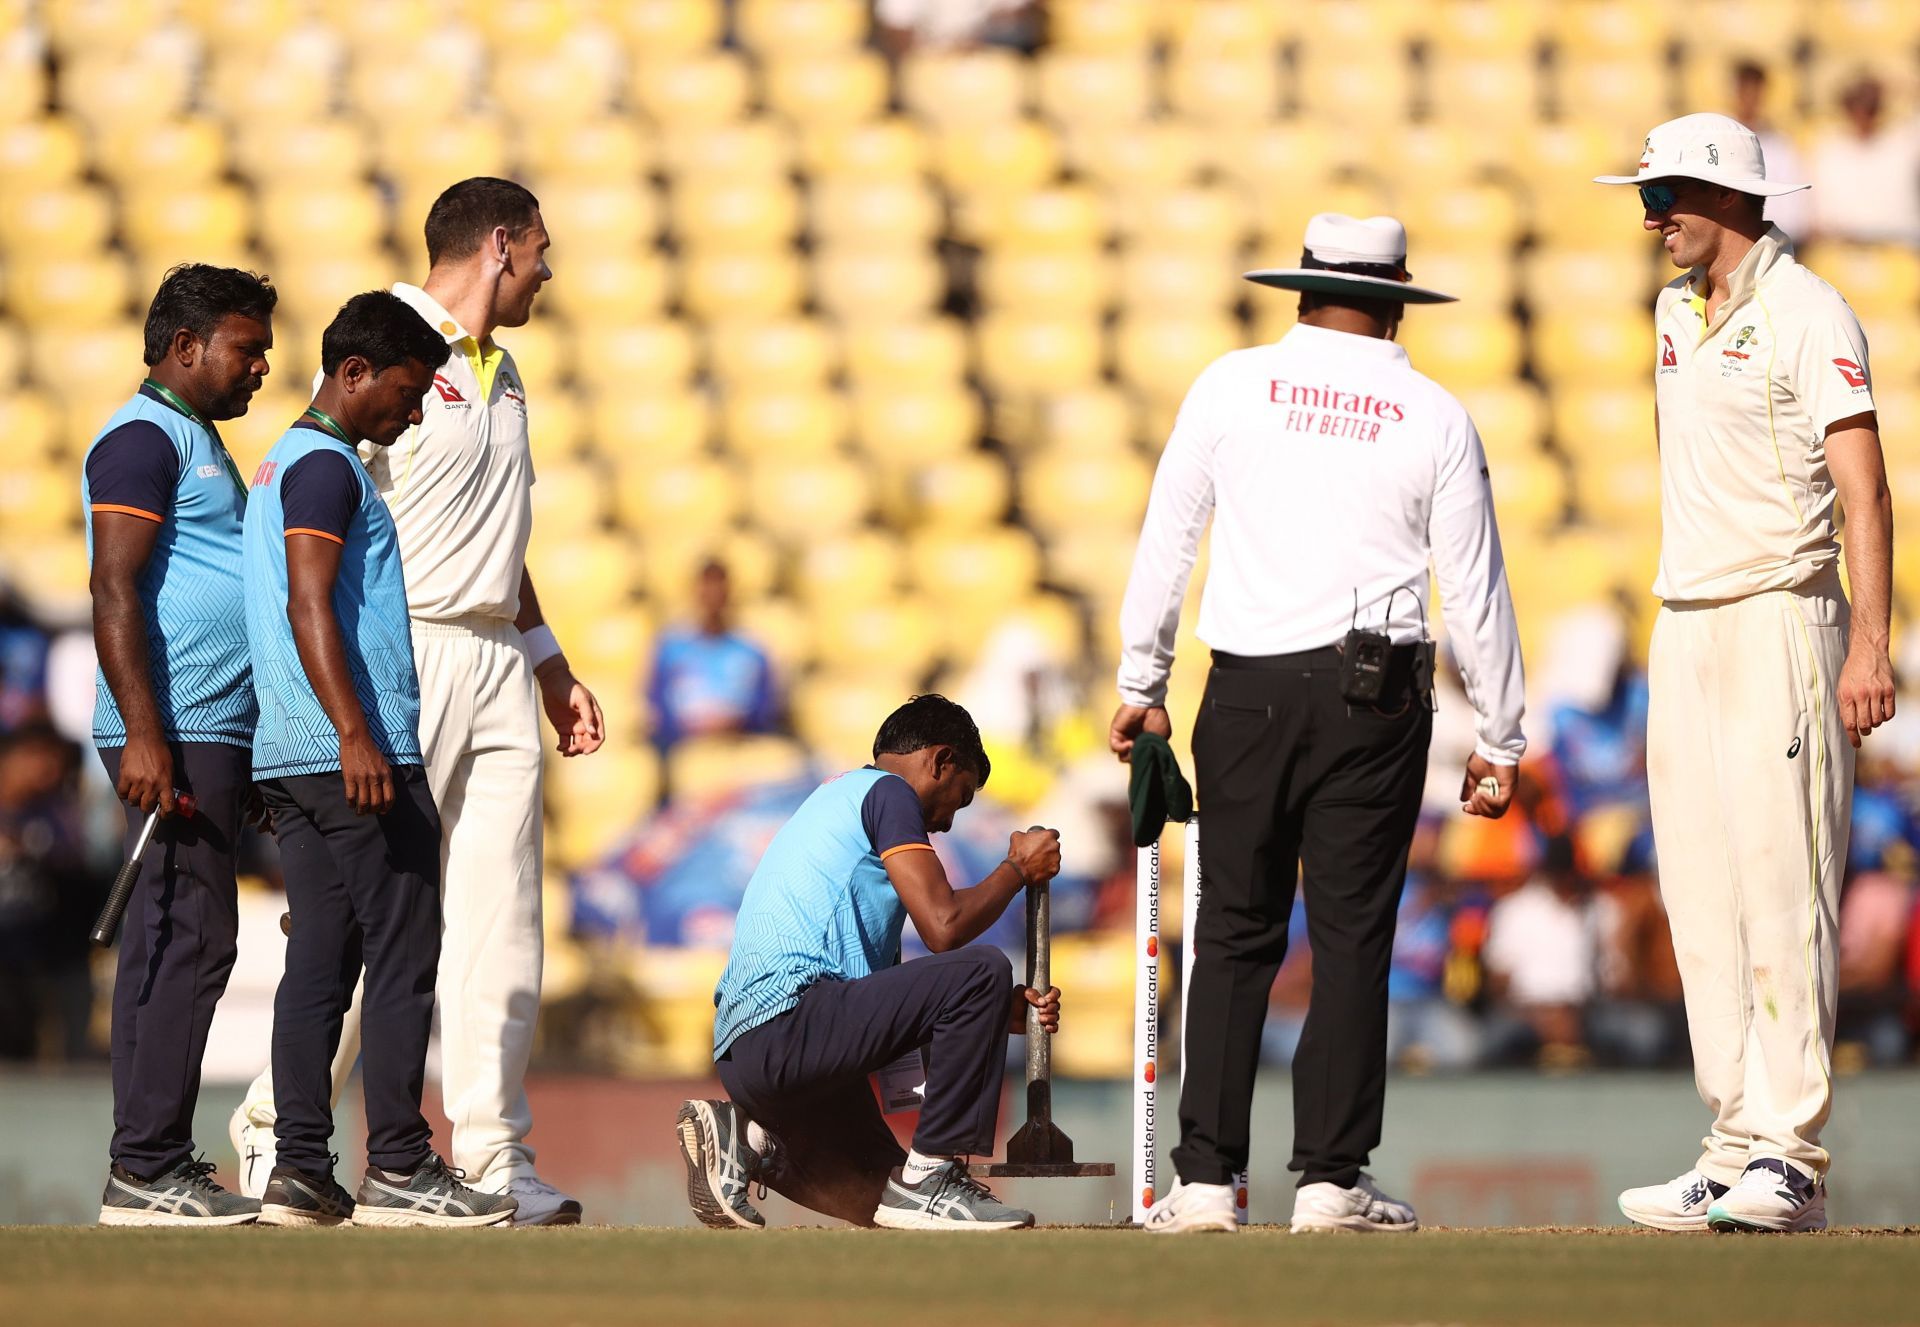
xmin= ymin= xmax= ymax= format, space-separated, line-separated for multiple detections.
xmin=523 ymin=623 xmax=564 ymax=670
xmin=1001 ymin=857 xmax=1029 ymax=889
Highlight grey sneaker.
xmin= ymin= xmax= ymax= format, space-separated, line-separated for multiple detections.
xmin=872 ymin=1160 xmax=1035 ymax=1231
xmin=259 ymin=1162 xmax=356 ymax=1227
xmin=98 ymin=1156 xmax=260 ymax=1226
xmin=677 ymin=1099 xmax=770 ymax=1229
xmin=505 ymin=1175 xmax=583 ymax=1227
xmin=353 ymin=1153 xmax=517 ymax=1228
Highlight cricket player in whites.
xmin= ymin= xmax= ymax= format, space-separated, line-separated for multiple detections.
xmin=232 ymin=179 xmax=606 ymax=1225
xmin=1597 ymin=114 xmax=1895 ymax=1233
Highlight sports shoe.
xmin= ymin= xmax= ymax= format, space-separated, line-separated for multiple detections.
xmin=228 ymin=1106 xmax=276 ymax=1201
xmin=1290 ymin=1173 xmax=1418 ymax=1233
xmin=505 ymin=1175 xmax=583 ymax=1227
xmin=1707 ymin=1158 xmax=1827 ymax=1233
xmin=1143 ymin=1177 xmax=1238 ymax=1234
xmin=677 ymin=1099 xmax=769 ymax=1230
xmin=353 ymin=1153 xmax=517 ymax=1229
xmin=259 ymin=1162 xmax=355 ymax=1228
xmin=98 ymin=1156 xmax=260 ymax=1227
xmin=872 ymin=1160 xmax=1034 ymax=1231
xmin=1618 ymin=1168 xmax=1729 ymax=1232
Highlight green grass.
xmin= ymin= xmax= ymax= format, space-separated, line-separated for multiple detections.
xmin=5 ymin=1226 xmax=1920 ymax=1326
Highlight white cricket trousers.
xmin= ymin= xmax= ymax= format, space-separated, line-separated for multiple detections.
xmin=241 ymin=614 xmax=546 ymax=1190
xmin=1646 ymin=571 xmax=1853 ymax=1184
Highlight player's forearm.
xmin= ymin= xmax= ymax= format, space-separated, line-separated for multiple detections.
xmin=515 ymin=567 xmax=544 ymax=634
xmin=287 ymin=593 xmax=373 ymax=739
xmin=918 ymin=862 xmax=1026 ymax=953
xmin=1841 ymin=481 xmax=1893 ymax=654
xmin=91 ymin=581 xmax=165 ymax=742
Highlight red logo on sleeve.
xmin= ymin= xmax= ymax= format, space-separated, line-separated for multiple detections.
xmin=431 ymin=374 xmax=466 ymax=403
xmin=1659 ymin=335 xmax=1677 ymax=368
xmin=1833 ymin=358 xmax=1869 ymax=389
xmin=250 ymin=461 xmax=277 ymax=486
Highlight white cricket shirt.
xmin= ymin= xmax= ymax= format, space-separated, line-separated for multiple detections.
xmin=354 ymin=282 xmax=536 ymax=623
xmin=1117 ymin=323 xmax=1527 ymax=765
xmin=1651 ymin=227 xmax=1876 ymax=603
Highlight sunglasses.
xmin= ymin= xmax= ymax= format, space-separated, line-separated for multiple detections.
xmin=1639 ymin=183 xmax=1677 ymax=214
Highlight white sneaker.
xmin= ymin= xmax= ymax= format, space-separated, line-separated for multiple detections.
xmin=1290 ymin=1173 xmax=1417 ymax=1233
xmin=504 ymin=1175 xmax=584 ymax=1227
xmin=228 ymin=1107 xmax=276 ymax=1202
xmin=1618 ymin=1168 xmax=1729 ymax=1232
xmin=1706 ymin=1158 xmax=1826 ymax=1233
xmin=1143 ymin=1178 xmax=1238 ymax=1234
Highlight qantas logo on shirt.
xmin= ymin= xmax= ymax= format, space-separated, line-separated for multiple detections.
xmin=1833 ymin=358 xmax=1869 ymax=389
xmin=430 ymin=373 xmax=469 ymax=405
xmin=1659 ymin=334 xmax=1677 ymax=370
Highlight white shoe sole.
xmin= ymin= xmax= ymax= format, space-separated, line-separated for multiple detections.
xmin=258 ymin=1204 xmax=352 ymax=1228
xmin=510 ymin=1203 xmax=584 ymax=1227
xmin=871 ymin=1207 xmax=1031 ymax=1231
xmin=1290 ymin=1214 xmax=1418 ymax=1234
xmin=97 ymin=1207 xmax=258 ymax=1227
xmin=1144 ymin=1213 xmax=1238 ymax=1234
xmin=676 ymin=1102 xmax=762 ymax=1230
xmin=1618 ymin=1199 xmax=1708 ymax=1232
xmin=1707 ymin=1205 xmax=1827 ymax=1234
xmin=350 ymin=1206 xmax=514 ymax=1229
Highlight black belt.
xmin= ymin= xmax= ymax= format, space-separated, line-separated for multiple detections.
xmin=1211 ymin=644 xmax=1422 ymax=672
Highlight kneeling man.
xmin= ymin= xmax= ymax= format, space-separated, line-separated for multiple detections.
xmin=680 ymin=694 xmax=1061 ymax=1230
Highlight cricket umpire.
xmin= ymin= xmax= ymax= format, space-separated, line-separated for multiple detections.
xmin=1598 ymin=115 xmax=1895 ymax=1235
xmin=1110 ymin=214 xmax=1527 ymax=1235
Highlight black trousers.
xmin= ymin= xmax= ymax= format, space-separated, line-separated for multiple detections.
xmin=100 ymin=741 xmax=248 ymax=1177
xmin=262 ymin=766 xmax=441 ymax=1176
xmin=718 ymin=946 xmax=1015 ymax=1225
xmin=1173 ymin=648 xmax=1431 ymax=1190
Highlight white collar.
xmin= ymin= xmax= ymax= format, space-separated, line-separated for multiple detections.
xmin=392 ymin=282 xmax=471 ymax=346
xmin=1281 ymin=322 xmax=1412 ymax=363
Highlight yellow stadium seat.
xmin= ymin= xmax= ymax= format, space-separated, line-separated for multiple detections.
xmin=793 ymin=530 xmax=905 ymax=607
xmin=843 ymin=319 xmax=970 ymax=389
xmin=497 ymin=318 xmax=568 ymax=396
xmin=0 ymin=320 xmax=25 ymax=392
xmin=118 ymin=184 xmax=253 ymax=263
xmin=814 ymin=595 xmax=944 ymax=677
xmin=895 ymin=453 xmax=1011 ymax=530
xmin=1207 ymin=122 xmax=1361 ymax=204
xmin=9 ymin=255 xmax=135 ymax=328
xmin=972 ymin=184 xmax=1110 ymax=252
xmin=668 ymin=734 xmax=812 ymax=806
xmin=1424 ymin=0 xmax=1544 ymax=57
xmin=736 ymin=0 xmax=869 ymax=54
xmin=1037 ymin=53 xmax=1155 ymax=128
xmin=548 ymin=747 xmax=661 ymax=868
xmin=0 ymin=31 xmax=49 ymax=122
xmin=233 ymin=119 xmax=371 ymax=185
xmin=722 ymin=389 xmax=850 ymax=459
xmin=1035 ymin=385 xmax=1140 ymax=453
xmin=905 ymin=527 xmax=1045 ymax=625
xmin=808 ymin=177 xmax=944 ymax=249
xmin=1062 ymin=122 xmax=1208 ymax=198
xmin=224 ymin=388 xmax=309 ymax=476
xmin=534 ymin=180 xmax=661 ymax=257
xmin=1401 ymin=181 xmax=1527 ymax=252
xmin=527 ymin=458 xmax=612 ymax=532
xmin=1400 ymin=252 xmax=1518 ymax=312
xmin=976 ymin=250 xmax=1113 ymax=316
xmin=1551 ymin=58 xmax=1672 ymax=128
xmin=261 ymin=187 xmax=390 ymax=263
xmin=812 ymin=246 xmax=945 ymax=324
xmin=934 ymin=120 xmax=1064 ymax=200
xmin=565 ymin=607 xmax=655 ymax=694
xmin=579 ymin=322 xmax=700 ymax=396
xmin=1251 ymin=176 xmax=1396 ymax=265
xmin=607 ymin=0 xmax=723 ymax=53
xmin=669 ymin=177 xmax=801 ymax=251
xmin=268 ymin=252 xmax=396 ymax=326
xmin=1550 ymin=386 xmax=1656 ymax=462
xmin=632 ymin=52 xmax=754 ymax=129
xmin=1858 ymin=315 xmax=1920 ymax=387
xmin=745 ymin=456 xmax=873 ymax=541
xmin=800 ymin=118 xmax=932 ymax=179
xmin=614 ymin=457 xmax=740 ymax=533
xmin=1817 ymin=0 xmax=1920 ymax=49
xmin=793 ymin=674 xmax=915 ymax=770
xmin=681 ymin=251 xmax=804 ymax=322
xmin=1576 ymin=454 xmax=1662 ymax=529
xmin=0 ymin=184 xmax=112 ymax=259
xmin=94 ymin=116 xmax=228 ymax=190
xmin=1049 ymin=0 xmax=1160 ymax=53
xmin=1395 ymin=313 xmax=1523 ymax=389
xmin=519 ymin=118 xmax=659 ymax=182
xmin=1166 ymin=54 xmax=1283 ymax=124
xmin=1171 ymin=0 xmax=1291 ymax=53
xmin=0 ymin=389 xmax=63 ymax=462
xmin=542 ymin=253 xmax=672 ymax=323
xmin=524 ymin=532 xmax=643 ymax=615
xmin=1520 ymin=247 xmax=1665 ymax=311
xmin=203 ymin=50 xmax=335 ymax=124
xmin=850 ymin=387 xmax=983 ymax=464
xmin=1115 ymin=184 xmax=1252 ymax=254
xmin=708 ymin=319 xmax=838 ymax=391
xmin=899 ymin=51 xmax=1033 ymax=126
xmin=659 ymin=119 xmax=799 ymax=180
xmin=1544 ymin=0 xmax=1672 ymax=58
xmin=1114 ymin=314 xmax=1241 ymax=407
xmin=1533 ymin=309 xmax=1650 ymax=387
xmin=0 ymin=463 xmax=77 ymax=537
xmin=523 ymin=389 xmax=585 ymax=468
xmin=1797 ymin=244 xmax=1920 ymax=319
xmin=978 ymin=315 xmax=1106 ymax=397
xmin=644 ymin=527 xmax=781 ymax=606
xmin=1453 ymin=383 xmax=1550 ymax=461
xmin=58 ymin=52 xmax=194 ymax=129
xmin=0 ymin=115 xmax=87 ymax=186
xmin=1116 ymin=248 xmax=1241 ymax=316
xmin=762 ymin=51 xmax=890 ymax=127
xmin=733 ymin=594 xmax=816 ymax=674
xmin=42 ymin=0 xmax=147 ymax=55
xmin=589 ymin=390 xmax=712 ymax=465
xmin=1485 ymin=453 xmax=1569 ymax=537
xmin=1043 ymin=524 xmax=1133 ymax=604
xmin=347 ymin=49 xmax=484 ymax=125
xmin=1310 ymin=0 xmax=1430 ymax=47
xmin=492 ymin=37 xmax=624 ymax=127
xmin=380 ymin=118 xmax=515 ymax=200
xmin=1020 ymin=450 xmax=1155 ymax=537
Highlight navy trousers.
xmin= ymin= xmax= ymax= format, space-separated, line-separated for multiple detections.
xmin=100 ymin=741 xmax=248 ymax=1178
xmin=718 ymin=945 xmax=1015 ymax=1225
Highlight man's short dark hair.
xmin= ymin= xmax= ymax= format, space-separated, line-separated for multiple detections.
xmin=424 ymin=177 xmax=542 ymax=267
xmin=320 ymin=290 xmax=449 ymax=377
xmin=873 ymin=694 xmax=990 ymax=786
xmin=1732 ymin=59 xmax=1767 ymax=87
xmin=141 ymin=264 xmax=277 ymax=366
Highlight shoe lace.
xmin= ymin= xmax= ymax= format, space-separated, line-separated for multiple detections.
xmin=177 ymin=1157 xmax=221 ymax=1193
xmin=418 ymin=1153 xmax=469 ymax=1187
xmin=931 ymin=1160 xmax=995 ymax=1207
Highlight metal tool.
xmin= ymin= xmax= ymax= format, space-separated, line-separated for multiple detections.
xmin=89 ymin=792 xmax=197 ymax=948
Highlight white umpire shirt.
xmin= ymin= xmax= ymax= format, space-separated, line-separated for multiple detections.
xmin=1117 ymin=322 xmax=1528 ymax=765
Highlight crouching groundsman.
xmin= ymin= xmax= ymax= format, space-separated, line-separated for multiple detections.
xmin=680 ymin=695 xmax=1063 ymax=1230
xmin=244 ymin=291 xmax=516 ymax=1228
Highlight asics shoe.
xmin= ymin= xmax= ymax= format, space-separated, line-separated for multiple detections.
xmin=872 ymin=1160 xmax=1034 ymax=1231
xmin=259 ymin=1163 xmax=355 ymax=1228
xmin=677 ymin=1099 xmax=768 ymax=1230
xmin=353 ymin=1153 xmax=516 ymax=1229
xmin=1290 ymin=1173 xmax=1418 ymax=1234
xmin=98 ymin=1156 xmax=260 ymax=1227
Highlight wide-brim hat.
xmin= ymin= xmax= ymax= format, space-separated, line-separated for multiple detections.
xmin=1243 ymin=213 xmax=1457 ymax=305
xmin=1594 ymin=111 xmax=1809 ymax=196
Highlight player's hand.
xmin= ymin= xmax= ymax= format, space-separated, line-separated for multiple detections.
xmin=243 ymin=784 xmax=273 ymax=832
xmin=1460 ymin=754 xmax=1516 ymax=819
xmin=118 ymin=732 xmax=175 ymax=816
xmin=1007 ymin=827 xmax=1062 ymax=885
xmin=537 ymin=661 xmax=606 ymax=757
xmin=339 ymin=730 xmax=394 ymax=816
xmin=1109 ymin=704 xmax=1172 ymax=761
xmin=1838 ymin=643 xmax=1896 ymax=748
xmin=1011 ymin=983 xmax=1061 ymax=1036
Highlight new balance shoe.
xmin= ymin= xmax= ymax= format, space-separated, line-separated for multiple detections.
xmin=98 ymin=1157 xmax=260 ymax=1227
xmin=228 ymin=1106 xmax=276 ymax=1201
xmin=1143 ymin=1177 xmax=1239 ymax=1234
xmin=872 ymin=1160 xmax=1034 ymax=1231
xmin=505 ymin=1175 xmax=583 ymax=1227
xmin=677 ymin=1099 xmax=768 ymax=1230
xmin=353 ymin=1153 xmax=517 ymax=1228
xmin=1618 ymin=1168 xmax=1729 ymax=1232
xmin=259 ymin=1163 xmax=355 ymax=1228
xmin=1707 ymin=1158 xmax=1827 ymax=1233
xmin=1290 ymin=1173 xmax=1418 ymax=1233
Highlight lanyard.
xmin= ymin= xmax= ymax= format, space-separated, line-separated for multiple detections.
xmin=301 ymin=406 xmax=354 ymax=446
xmin=145 ymin=378 xmax=247 ymax=498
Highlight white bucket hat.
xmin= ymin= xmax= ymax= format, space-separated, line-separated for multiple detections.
xmin=1244 ymin=213 xmax=1457 ymax=305
xmin=1594 ymin=112 xmax=1809 ymax=196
